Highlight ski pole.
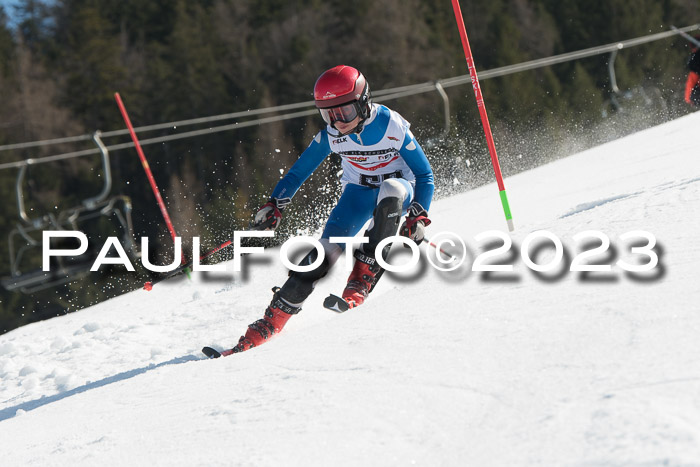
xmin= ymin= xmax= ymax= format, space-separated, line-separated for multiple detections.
xmin=451 ymin=0 xmax=515 ymax=232
xmin=143 ymin=219 xmax=275 ymax=290
xmin=423 ymin=237 xmax=457 ymax=262
xmin=143 ymin=239 xmax=231 ymax=290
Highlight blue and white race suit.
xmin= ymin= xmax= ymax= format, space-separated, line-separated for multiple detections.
xmin=271 ymin=103 xmax=434 ymax=241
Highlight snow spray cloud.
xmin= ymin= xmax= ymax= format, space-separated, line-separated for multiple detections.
xmin=41 ymin=230 xmax=662 ymax=278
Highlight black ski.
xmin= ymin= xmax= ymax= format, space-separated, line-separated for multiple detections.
xmin=323 ymin=294 xmax=351 ymax=313
xmin=202 ymin=346 xmax=237 ymax=358
xmin=202 ymin=346 xmax=222 ymax=358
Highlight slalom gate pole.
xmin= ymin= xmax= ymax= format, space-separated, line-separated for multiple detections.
xmin=451 ymin=0 xmax=515 ymax=232
xmin=114 ymin=92 xmax=187 ymax=268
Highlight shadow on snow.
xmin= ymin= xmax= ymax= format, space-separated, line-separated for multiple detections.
xmin=0 ymin=354 xmax=201 ymax=422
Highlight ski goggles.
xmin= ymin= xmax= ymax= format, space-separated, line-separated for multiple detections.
xmin=318 ymin=102 xmax=360 ymax=126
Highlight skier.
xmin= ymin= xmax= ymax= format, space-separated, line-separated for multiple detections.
xmin=685 ymin=36 xmax=700 ymax=107
xmin=232 ymin=65 xmax=434 ymax=353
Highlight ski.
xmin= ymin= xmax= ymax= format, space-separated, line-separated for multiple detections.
xmin=202 ymin=346 xmax=235 ymax=358
xmin=323 ymin=294 xmax=351 ymax=313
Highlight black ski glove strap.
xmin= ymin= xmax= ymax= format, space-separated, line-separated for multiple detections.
xmin=271 ymin=197 xmax=292 ymax=210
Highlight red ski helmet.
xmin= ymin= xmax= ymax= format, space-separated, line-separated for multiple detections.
xmin=313 ymin=65 xmax=371 ymax=128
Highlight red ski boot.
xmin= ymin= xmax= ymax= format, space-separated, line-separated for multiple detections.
xmin=341 ymin=250 xmax=383 ymax=308
xmin=232 ymin=291 xmax=301 ymax=353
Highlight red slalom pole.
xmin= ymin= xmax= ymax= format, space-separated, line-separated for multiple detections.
xmin=114 ymin=92 xmax=185 ymax=258
xmin=451 ymin=0 xmax=514 ymax=232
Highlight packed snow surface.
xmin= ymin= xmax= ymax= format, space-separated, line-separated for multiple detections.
xmin=1 ymin=112 xmax=699 ymax=466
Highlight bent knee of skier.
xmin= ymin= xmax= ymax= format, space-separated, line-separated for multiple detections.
xmin=377 ymin=178 xmax=413 ymax=213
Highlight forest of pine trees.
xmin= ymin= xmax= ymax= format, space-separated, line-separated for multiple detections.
xmin=0 ymin=0 xmax=698 ymax=332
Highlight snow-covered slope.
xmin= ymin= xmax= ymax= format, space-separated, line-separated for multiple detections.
xmin=1 ymin=112 xmax=699 ymax=466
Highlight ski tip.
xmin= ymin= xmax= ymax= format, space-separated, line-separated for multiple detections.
xmin=323 ymin=294 xmax=350 ymax=313
xmin=202 ymin=346 xmax=222 ymax=359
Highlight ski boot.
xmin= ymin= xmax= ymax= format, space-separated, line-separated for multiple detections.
xmin=232 ymin=288 xmax=301 ymax=353
xmin=341 ymin=250 xmax=384 ymax=308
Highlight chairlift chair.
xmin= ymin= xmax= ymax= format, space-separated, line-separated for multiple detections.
xmin=1 ymin=132 xmax=139 ymax=293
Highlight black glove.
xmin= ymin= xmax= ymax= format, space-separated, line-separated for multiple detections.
xmin=253 ymin=197 xmax=290 ymax=231
xmin=399 ymin=202 xmax=431 ymax=244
